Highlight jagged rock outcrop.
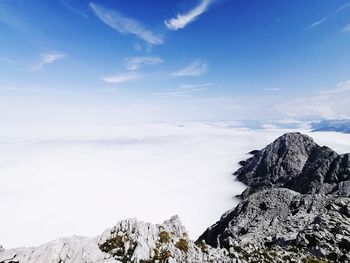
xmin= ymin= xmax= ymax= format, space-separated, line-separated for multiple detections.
xmin=0 ymin=216 xmax=238 ymax=263
xmin=234 ymin=132 xmax=350 ymax=198
xmin=97 ymin=215 xmax=237 ymax=263
xmin=0 ymin=236 xmax=115 ymax=263
xmin=199 ymin=188 xmax=350 ymax=262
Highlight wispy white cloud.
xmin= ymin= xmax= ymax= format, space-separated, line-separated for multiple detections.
xmin=275 ymin=80 xmax=350 ymax=120
xmin=57 ymin=0 xmax=88 ymax=18
xmin=339 ymin=2 xmax=350 ymax=11
xmin=153 ymin=83 xmax=213 ymax=97
xmin=0 ymin=57 xmax=23 ymax=66
xmin=31 ymin=52 xmax=66 ymax=71
xmin=319 ymin=80 xmax=350 ymax=94
xmin=90 ymin=3 xmax=163 ymax=45
xmin=172 ymin=60 xmax=207 ymax=77
xmin=341 ymin=24 xmax=350 ymax=32
xmin=102 ymin=72 xmax=140 ymax=84
xmin=124 ymin=56 xmax=163 ymax=71
xmin=309 ymin=17 xmax=327 ymax=28
xmin=264 ymin=88 xmax=281 ymax=91
xmin=165 ymin=0 xmax=215 ymax=30
xmin=0 ymin=82 xmax=72 ymax=94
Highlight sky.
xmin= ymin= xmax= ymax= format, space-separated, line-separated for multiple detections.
xmin=1 ymin=1 xmax=350 ymax=249
xmin=1 ymin=0 xmax=350 ymax=127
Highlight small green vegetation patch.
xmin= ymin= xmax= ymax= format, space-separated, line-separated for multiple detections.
xmin=158 ymin=231 xmax=170 ymax=243
xmin=175 ymin=238 xmax=189 ymax=253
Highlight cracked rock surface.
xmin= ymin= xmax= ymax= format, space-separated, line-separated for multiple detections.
xmin=199 ymin=188 xmax=350 ymax=262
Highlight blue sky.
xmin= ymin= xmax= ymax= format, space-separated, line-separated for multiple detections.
xmin=1 ymin=0 xmax=350 ymax=124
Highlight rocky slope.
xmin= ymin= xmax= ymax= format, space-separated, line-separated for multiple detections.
xmin=199 ymin=132 xmax=350 ymax=262
xmin=199 ymin=188 xmax=350 ymax=262
xmin=1 ymin=132 xmax=350 ymax=263
xmin=0 ymin=216 xmax=237 ymax=263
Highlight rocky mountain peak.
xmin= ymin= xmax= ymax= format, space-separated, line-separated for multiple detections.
xmin=235 ymin=132 xmax=350 ymax=197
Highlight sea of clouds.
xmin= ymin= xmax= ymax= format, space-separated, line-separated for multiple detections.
xmin=1 ymin=122 xmax=350 ymax=248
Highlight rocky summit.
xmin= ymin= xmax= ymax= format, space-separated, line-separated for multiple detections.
xmin=234 ymin=132 xmax=350 ymax=198
xmin=1 ymin=132 xmax=350 ymax=263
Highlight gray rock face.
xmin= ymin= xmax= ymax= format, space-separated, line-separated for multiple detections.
xmin=199 ymin=132 xmax=350 ymax=262
xmin=97 ymin=215 xmax=237 ymax=263
xmin=199 ymin=188 xmax=350 ymax=261
xmin=0 ymin=236 xmax=116 ymax=263
xmin=0 ymin=216 xmax=237 ymax=263
xmin=235 ymin=132 xmax=350 ymax=198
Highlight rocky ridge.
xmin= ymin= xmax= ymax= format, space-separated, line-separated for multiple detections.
xmin=1 ymin=132 xmax=350 ymax=262
xmin=0 ymin=216 xmax=237 ymax=263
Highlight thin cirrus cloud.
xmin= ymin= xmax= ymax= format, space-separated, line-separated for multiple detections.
xmin=31 ymin=52 xmax=66 ymax=71
xmin=90 ymin=3 xmax=163 ymax=45
xmin=102 ymin=72 xmax=140 ymax=84
xmin=153 ymin=83 xmax=213 ymax=97
xmin=124 ymin=56 xmax=164 ymax=71
xmin=319 ymin=80 xmax=350 ymax=94
xmin=264 ymin=88 xmax=281 ymax=91
xmin=341 ymin=24 xmax=350 ymax=32
xmin=172 ymin=60 xmax=207 ymax=77
xmin=57 ymin=0 xmax=88 ymax=18
xmin=165 ymin=0 xmax=215 ymax=30
xmin=309 ymin=17 xmax=327 ymax=28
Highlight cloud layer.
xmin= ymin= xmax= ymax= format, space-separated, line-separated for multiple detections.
xmin=102 ymin=72 xmax=140 ymax=84
xmin=172 ymin=60 xmax=207 ymax=77
xmin=90 ymin=3 xmax=163 ymax=45
xmin=124 ymin=56 xmax=163 ymax=71
xmin=309 ymin=17 xmax=327 ymax=28
xmin=341 ymin=24 xmax=350 ymax=32
xmin=154 ymin=83 xmax=213 ymax=97
xmin=32 ymin=52 xmax=66 ymax=71
xmin=165 ymin=0 xmax=214 ymax=30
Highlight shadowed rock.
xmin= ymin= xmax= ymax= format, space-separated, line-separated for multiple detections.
xmin=234 ymin=132 xmax=350 ymax=198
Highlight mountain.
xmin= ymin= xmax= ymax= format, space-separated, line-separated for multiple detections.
xmin=1 ymin=132 xmax=350 ymax=263
xmin=234 ymin=132 xmax=350 ymax=198
xmin=311 ymin=119 xmax=350 ymax=133
xmin=199 ymin=132 xmax=350 ymax=262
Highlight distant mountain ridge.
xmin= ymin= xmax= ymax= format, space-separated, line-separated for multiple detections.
xmin=311 ymin=119 xmax=350 ymax=133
